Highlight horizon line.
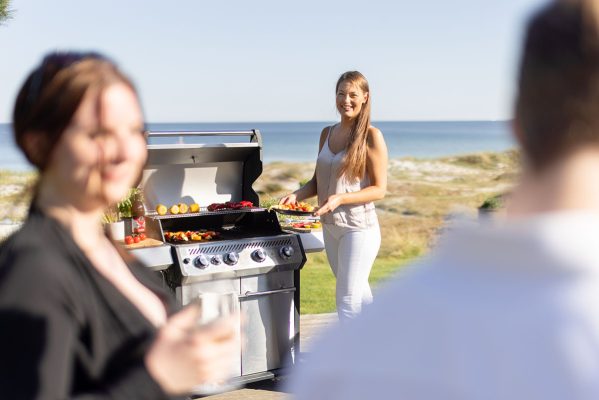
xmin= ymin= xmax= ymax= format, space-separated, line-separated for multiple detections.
xmin=0 ymin=119 xmax=511 ymax=126
xmin=147 ymin=118 xmax=511 ymax=124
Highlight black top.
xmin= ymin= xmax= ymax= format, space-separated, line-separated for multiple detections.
xmin=0 ymin=208 xmax=181 ymax=399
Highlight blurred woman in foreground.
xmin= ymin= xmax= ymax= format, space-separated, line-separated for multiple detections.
xmin=0 ymin=52 xmax=236 ymax=399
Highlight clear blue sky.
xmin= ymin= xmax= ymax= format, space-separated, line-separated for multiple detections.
xmin=0 ymin=0 xmax=546 ymax=123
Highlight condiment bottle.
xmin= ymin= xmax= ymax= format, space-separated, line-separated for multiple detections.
xmin=131 ymin=192 xmax=146 ymax=234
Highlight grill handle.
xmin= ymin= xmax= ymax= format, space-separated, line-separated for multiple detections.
xmin=239 ymin=287 xmax=296 ymax=300
xmin=146 ymin=130 xmax=262 ymax=145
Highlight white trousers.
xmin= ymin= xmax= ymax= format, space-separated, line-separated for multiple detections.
xmin=322 ymin=223 xmax=381 ymax=322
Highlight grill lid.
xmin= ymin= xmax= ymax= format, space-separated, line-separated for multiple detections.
xmin=141 ymin=130 xmax=262 ymax=210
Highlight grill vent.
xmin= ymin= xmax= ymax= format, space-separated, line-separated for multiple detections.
xmin=187 ymin=238 xmax=293 ymax=254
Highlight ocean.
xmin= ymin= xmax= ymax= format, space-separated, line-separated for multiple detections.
xmin=0 ymin=121 xmax=515 ymax=171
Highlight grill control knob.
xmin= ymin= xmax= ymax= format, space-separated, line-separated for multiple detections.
xmin=211 ymin=255 xmax=222 ymax=265
xmin=280 ymin=246 xmax=295 ymax=259
xmin=193 ymin=254 xmax=210 ymax=269
xmin=251 ymin=249 xmax=267 ymax=263
xmin=183 ymin=257 xmax=191 ymax=264
xmin=224 ymin=252 xmax=239 ymax=265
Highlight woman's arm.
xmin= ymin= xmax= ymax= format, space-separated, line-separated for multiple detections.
xmin=280 ymin=127 xmax=329 ymax=204
xmin=315 ymin=127 xmax=387 ymax=216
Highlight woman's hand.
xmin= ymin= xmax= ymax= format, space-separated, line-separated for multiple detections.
xmin=279 ymin=193 xmax=297 ymax=206
xmin=145 ymin=305 xmax=238 ymax=395
xmin=314 ymin=194 xmax=343 ymax=216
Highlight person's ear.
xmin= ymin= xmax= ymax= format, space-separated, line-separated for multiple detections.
xmin=364 ymin=92 xmax=369 ymax=105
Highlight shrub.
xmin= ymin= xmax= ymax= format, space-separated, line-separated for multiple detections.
xmin=479 ymin=193 xmax=504 ymax=210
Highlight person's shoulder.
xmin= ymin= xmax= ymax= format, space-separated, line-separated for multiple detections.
xmin=1 ymin=216 xmax=68 ymax=262
xmin=318 ymin=125 xmax=332 ymax=148
xmin=367 ymin=125 xmax=382 ymax=135
xmin=0 ymin=218 xmax=79 ymax=297
xmin=366 ymin=125 xmax=385 ymax=146
xmin=320 ymin=125 xmax=332 ymax=139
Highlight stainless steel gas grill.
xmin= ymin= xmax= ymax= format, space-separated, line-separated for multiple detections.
xmin=129 ymin=130 xmax=307 ymax=386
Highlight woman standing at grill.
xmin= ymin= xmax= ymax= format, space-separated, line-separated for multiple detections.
xmin=0 ymin=51 xmax=237 ymax=399
xmin=280 ymin=71 xmax=388 ymax=321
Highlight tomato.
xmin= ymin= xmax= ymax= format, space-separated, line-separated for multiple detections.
xmin=125 ymin=236 xmax=134 ymax=245
xmin=133 ymin=236 xmax=141 ymax=243
xmin=139 ymin=233 xmax=147 ymax=241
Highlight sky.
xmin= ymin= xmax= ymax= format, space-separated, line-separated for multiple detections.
xmin=0 ymin=0 xmax=546 ymax=123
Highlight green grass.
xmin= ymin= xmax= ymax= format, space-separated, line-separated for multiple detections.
xmin=299 ymin=253 xmax=411 ymax=314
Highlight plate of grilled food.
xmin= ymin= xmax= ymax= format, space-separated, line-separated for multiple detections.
xmin=270 ymin=202 xmax=318 ymax=216
xmin=282 ymin=220 xmax=322 ymax=232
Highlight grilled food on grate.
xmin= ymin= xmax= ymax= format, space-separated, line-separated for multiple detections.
xmin=164 ymin=230 xmax=220 ymax=243
xmin=207 ymin=201 xmax=254 ymax=211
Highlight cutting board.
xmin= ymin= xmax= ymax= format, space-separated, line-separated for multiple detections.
xmin=119 ymin=238 xmax=164 ymax=249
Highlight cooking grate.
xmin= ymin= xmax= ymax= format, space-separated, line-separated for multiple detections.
xmin=146 ymin=207 xmax=266 ymax=220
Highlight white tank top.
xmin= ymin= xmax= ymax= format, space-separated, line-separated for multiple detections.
xmin=316 ymin=126 xmax=378 ymax=229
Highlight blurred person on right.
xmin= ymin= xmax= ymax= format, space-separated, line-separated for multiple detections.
xmin=289 ymin=0 xmax=599 ymax=399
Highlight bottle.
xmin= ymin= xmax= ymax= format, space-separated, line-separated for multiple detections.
xmin=131 ymin=192 xmax=146 ymax=235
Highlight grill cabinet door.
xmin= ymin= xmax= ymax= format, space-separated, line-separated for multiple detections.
xmin=240 ymin=271 xmax=296 ymax=376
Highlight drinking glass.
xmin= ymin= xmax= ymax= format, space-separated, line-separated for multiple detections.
xmin=191 ymin=292 xmax=240 ymax=396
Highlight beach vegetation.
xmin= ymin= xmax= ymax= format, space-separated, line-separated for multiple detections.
xmin=252 ymin=149 xmax=521 ymax=314
xmin=1 ymin=150 xmax=521 ymax=314
xmin=479 ymin=193 xmax=505 ymax=211
xmin=446 ymin=148 xmax=520 ymax=170
xmin=262 ymin=182 xmax=285 ymax=193
xmin=298 ymin=178 xmax=310 ymax=188
xmin=0 ymin=170 xmax=36 ymax=224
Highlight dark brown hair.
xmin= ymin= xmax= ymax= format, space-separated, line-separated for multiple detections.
xmin=336 ymin=71 xmax=371 ymax=181
xmin=12 ymin=52 xmax=139 ymax=171
xmin=516 ymin=0 xmax=599 ymax=170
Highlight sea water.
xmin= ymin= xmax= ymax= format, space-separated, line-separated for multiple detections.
xmin=0 ymin=121 xmax=514 ymax=171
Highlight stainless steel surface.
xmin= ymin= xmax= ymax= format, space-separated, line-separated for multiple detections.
xmin=141 ymin=161 xmax=246 ymax=210
xmin=140 ymin=130 xmax=262 ymax=211
xmin=175 ymin=270 xmax=298 ymax=379
xmin=147 ymin=130 xmax=260 ymax=138
xmin=130 ymin=130 xmax=304 ymax=386
xmin=239 ymin=287 xmax=296 ymax=299
xmin=128 ymin=245 xmax=173 ymax=271
xmin=295 ymin=230 xmax=325 ymax=253
xmin=177 ymin=280 xmax=243 ymax=380
xmin=173 ymin=234 xmax=304 ymax=283
xmin=177 ymin=278 xmax=241 ymax=311
xmin=240 ymin=271 xmax=297 ymax=376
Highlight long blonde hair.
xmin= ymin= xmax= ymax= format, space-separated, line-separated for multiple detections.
xmin=336 ymin=71 xmax=371 ymax=181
